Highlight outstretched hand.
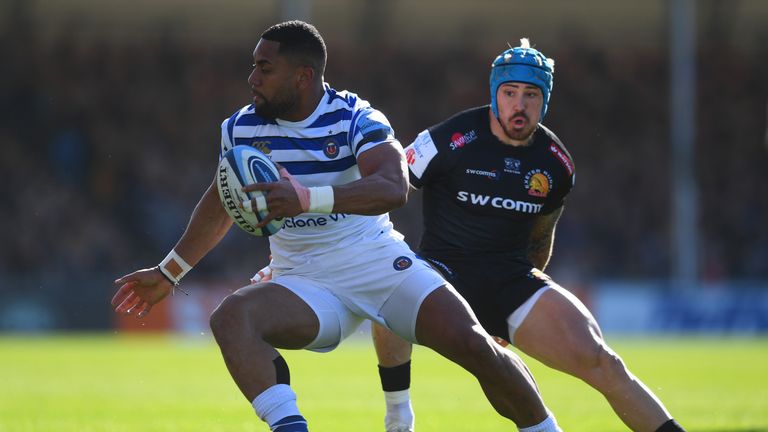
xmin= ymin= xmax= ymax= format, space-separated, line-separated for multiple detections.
xmin=112 ymin=267 xmax=173 ymax=318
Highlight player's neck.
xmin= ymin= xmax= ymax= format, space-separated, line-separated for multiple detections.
xmin=282 ymin=84 xmax=325 ymax=122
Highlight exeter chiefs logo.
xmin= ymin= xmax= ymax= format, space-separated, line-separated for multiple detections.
xmin=524 ymin=169 xmax=552 ymax=197
xmin=393 ymin=256 xmax=413 ymax=271
xmin=323 ymin=139 xmax=339 ymax=159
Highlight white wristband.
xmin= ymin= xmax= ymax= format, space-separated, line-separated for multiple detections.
xmin=308 ymin=186 xmax=334 ymax=213
xmin=159 ymin=249 xmax=193 ymax=283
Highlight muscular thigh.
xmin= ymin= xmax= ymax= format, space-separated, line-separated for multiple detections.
xmin=225 ymin=282 xmax=321 ymax=349
xmin=412 ymin=283 xmax=487 ymax=356
xmin=514 ymin=283 xmax=605 ymax=374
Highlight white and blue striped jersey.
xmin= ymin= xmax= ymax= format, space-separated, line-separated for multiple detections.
xmin=220 ymin=84 xmax=404 ymax=270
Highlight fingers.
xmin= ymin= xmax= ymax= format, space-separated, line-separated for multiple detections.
xmin=253 ymin=193 xmax=267 ymax=212
xmin=136 ymin=302 xmax=152 ymax=319
xmin=111 ymin=270 xmax=170 ymax=319
xmin=114 ymin=272 xmax=139 ymax=286
xmin=242 ymin=182 xmax=275 ymax=193
xmin=114 ymin=266 xmax=156 ymax=287
xmin=250 ymin=266 xmax=273 ymax=283
xmin=242 ymin=177 xmax=304 ymax=221
xmin=255 ymin=211 xmax=279 ymax=228
xmin=115 ymin=292 xmax=141 ymax=314
xmin=241 ymin=199 xmax=253 ymax=213
xmin=241 ymin=193 xmax=268 ymax=214
xmin=111 ymin=281 xmax=138 ymax=307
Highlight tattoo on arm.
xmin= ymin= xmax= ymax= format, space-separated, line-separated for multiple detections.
xmin=527 ymin=207 xmax=564 ymax=270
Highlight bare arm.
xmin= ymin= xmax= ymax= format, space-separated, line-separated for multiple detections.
xmin=169 ymin=175 xmax=234 ymax=269
xmin=112 ymin=172 xmax=233 ymax=317
xmin=245 ymin=141 xmax=409 ymax=224
xmin=526 ymin=206 xmax=564 ymax=270
xmin=331 ymin=141 xmax=409 ymax=214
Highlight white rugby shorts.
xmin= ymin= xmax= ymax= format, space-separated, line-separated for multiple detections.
xmin=270 ymin=238 xmax=447 ymax=352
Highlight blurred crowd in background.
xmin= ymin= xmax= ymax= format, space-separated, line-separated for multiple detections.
xmin=1 ymin=2 xmax=767 ymax=329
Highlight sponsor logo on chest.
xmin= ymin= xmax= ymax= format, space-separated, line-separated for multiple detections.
xmin=449 ymin=130 xmax=478 ymax=150
xmin=456 ymin=191 xmax=543 ymax=214
xmin=465 ymin=168 xmax=500 ymax=180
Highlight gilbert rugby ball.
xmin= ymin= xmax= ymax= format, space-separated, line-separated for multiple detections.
xmin=217 ymin=145 xmax=285 ymax=236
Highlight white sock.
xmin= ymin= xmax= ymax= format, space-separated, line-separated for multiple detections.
xmin=518 ymin=414 xmax=561 ymax=432
xmin=384 ymin=389 xmax=414 ymax=428
xmin=251 ymin=384 xmax=302 ymax=427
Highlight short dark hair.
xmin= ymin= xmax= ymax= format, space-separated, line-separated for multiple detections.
xmin=261 ymin=20 xmax=327 ymax=78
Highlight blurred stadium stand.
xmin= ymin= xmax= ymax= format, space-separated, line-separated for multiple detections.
xmin=1 ymin=0 xmax=766 ymax=332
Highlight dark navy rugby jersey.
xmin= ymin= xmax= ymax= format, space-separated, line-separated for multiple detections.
xmin=403 ymin=105 xmax=575 ymax=260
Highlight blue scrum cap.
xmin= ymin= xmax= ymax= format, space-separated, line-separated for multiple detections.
xmin=489 ymin=38 xmax=555 ymax=121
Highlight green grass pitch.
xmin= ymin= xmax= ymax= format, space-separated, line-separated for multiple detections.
xmin=0 ymin=333 xmax=766 ymax=431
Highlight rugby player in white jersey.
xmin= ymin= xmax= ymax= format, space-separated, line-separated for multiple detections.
xmin=111 ymin=21 xmax=564 ymax=432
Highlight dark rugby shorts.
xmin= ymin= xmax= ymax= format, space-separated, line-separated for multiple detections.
xmin=423 ymin=255 xmax=550 ymax=341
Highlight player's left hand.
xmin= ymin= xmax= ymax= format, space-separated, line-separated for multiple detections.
xmin=242 ymin=167 xmax=308 ymax=227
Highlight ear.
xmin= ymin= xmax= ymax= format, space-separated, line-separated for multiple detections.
xmin=295 ymin=65 xmax=315 ymax=90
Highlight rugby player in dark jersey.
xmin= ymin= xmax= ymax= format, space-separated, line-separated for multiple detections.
xmin=372 ymin=39 xmax=686 ymax=432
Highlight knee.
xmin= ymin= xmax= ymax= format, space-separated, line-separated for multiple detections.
xmin=580 ymin=344 xmax=631 ymax=389
xmin=209 ymin=294 xmax=251 ymax=339
xmin=451 ymin=327 xmax=502 ymax=372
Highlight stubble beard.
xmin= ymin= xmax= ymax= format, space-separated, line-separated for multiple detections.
xmin=254 ymin=91 xmax=298 ymax=120
xmin=501 ymin=120 xmax=537 ymax=143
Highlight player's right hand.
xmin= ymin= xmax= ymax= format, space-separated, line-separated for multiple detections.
xmin=112 ymin=267 xmax=173 ymax=318
xmin=242 ymin=167 xmax=309 ymax=227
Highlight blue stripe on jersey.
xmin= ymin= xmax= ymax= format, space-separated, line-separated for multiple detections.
xmin=355 ymin=129 xmax=391 ymax=156
xmin=280 ymin=155 xmax=356 ymax=175
xmin=237 ymin=112 xmax=277 ymax=127
xmin=234 ymin=132 xmax=348 ymax=152
xmin=271 ymin=415 xmax=307 ymax=432
xmin=326 ymin=86 xmax=352 ymax=105
xmin=308 ymin=108 xmax=350 ymax=129
xmin=225 ymin=111 xmax=239 ymax=147
xmin=348 ymin=109 xmax=365 ymax=146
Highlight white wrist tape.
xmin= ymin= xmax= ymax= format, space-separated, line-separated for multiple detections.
xmin=308 ymin=186 xmax=334 ymax=213
xmin=159 ymin=249 xmax=193 ymax=284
